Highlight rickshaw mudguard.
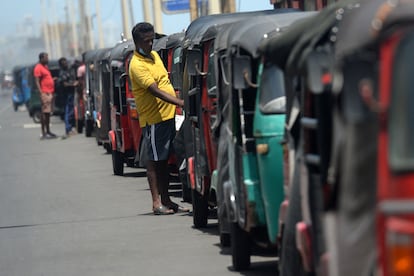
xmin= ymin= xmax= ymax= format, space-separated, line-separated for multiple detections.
xmin=108 ymin=130 xmax=116 ymax=151
xmin=242 ymin=152 xmax=266 ymax=227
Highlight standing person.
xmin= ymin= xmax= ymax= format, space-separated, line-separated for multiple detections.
xmin=58 ymin=57 xmax=78 ymax=138
xmin=33 ymin=52 xmax=57 ymax=139
xmin=129 ymin=22 xmax=189 ymax=215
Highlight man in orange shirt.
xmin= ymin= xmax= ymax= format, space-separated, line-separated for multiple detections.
xmin=34 ymin=52 xmax=57 ymax=139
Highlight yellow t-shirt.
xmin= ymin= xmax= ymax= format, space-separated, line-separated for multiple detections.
xmin=129 ymin=50 xmax=176 ymax=127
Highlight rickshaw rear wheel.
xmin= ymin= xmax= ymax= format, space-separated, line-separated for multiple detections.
xmin=192 ymin=189 xmax=208 ymax=228
xmin=76 ymin=119 xmax=84 ymax=134
xmin=112 ymin=149 xmax=124 ymax=176
xmin=220 ymin=232 xmax=231 ymax=247
xmin=85 ymin=119 xmax=93 ymax=137
xmin=231 ymin=222 xmax=251 ymax=271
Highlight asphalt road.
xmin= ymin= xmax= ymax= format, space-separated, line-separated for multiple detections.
xmin=0 ymin=88 xmax=278 ymax=276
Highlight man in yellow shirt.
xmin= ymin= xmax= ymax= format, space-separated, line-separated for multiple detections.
xmin=129 ymin=22 xmax=188 ymax=215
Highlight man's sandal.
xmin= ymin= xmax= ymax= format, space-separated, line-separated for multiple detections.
xmin=153 ymin=205 xmax=174 ymax=215
xmin=168 ymin=202 xmax=190 ymax=213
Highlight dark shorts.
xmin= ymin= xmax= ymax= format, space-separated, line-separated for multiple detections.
xmin=144 ymin=119 xmax=176 ymax=161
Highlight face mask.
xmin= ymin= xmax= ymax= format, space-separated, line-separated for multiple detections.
xmin=138 ymin=48 xmax=147 ymax=56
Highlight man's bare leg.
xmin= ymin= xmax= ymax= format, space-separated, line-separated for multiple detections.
xmin=147 ymin=160 xmax=173 ymax=214
xmin=41 ymin=113 xmax=46 ymax=136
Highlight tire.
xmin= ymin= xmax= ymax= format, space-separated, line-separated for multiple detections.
xmin=112 ymin=150 xmax=124 ymax=176
xmin=192 ymin=189 xmax=208 ymax=228
xmin=104 ymin=143 xmax=112 ymax=154
xmin=180 ymin=169 xmax=192 ymax=203
xmin=230 ymin=222 xmax=251 ymax=271
xmin=13 ymin=103 xmax=18 ymax=111
xmin=279 ymin=166 xmax=306 ymax=276
xmin=220 ymin=232 xmax=231 ymax=247
xmin=218 ymin=204 xmax=231 ymax=247
xmin=76 ymin=119 xmax=84 ymax=134
xmin=85 ymin=119 xmax=93 ymax=137
xmin=32 ymin=110 xmax=41 ymax=124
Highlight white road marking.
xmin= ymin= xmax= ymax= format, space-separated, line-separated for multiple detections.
xmin=23 ymin=124 xmax=40 ymax=129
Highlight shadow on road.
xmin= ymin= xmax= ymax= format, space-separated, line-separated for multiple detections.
xmin=123 ymin=171 xmax=147 ymax=178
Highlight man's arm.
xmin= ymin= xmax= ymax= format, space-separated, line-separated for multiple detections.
xmin=148 ymin=83 xmax=184 ymax=107
xmin=35 ymin=77 xmax=42 ymax=93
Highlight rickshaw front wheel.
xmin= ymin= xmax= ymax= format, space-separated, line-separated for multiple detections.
xmin=32 ymin=110 xmax=41 ymax=124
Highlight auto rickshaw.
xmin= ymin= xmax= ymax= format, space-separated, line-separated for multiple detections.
xmin=107 ymin=39 xmax=137 ymax=175
xmin=82 ymin=49 xmax=100 ymax=137
xmin=92 ymin=47 xmax=112 ymax=152
xmin=11 ymin=65 xmax=31 ymax=112
xmin=218 ymin=11 xmax=316 ymax=270
xmin=324 ymin=1 xmax=414 ymax=275
xmin=27 ymin=59 xmax=66 ymax=123
xmin=181 ymin=9 xmax=281 ymax=229
xmin=258 ymin=1 xmax=348 ymax=275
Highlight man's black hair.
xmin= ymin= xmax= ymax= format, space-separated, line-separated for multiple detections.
xmin=39 ymin=52 xmax=47 ymax=61
xmin=131 ymin=22 xmax=154 ymax=44
xmin=58 ymin=57 xmax=67 ymax=67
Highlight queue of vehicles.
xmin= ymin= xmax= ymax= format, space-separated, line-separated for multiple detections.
xmin=8 ymin=1 xmax=414 ymax=275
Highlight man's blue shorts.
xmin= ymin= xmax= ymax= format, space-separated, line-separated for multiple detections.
xmin=143 ymin=119 xmax=176 ymax=161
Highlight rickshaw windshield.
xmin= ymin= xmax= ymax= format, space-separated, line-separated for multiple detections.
xmin=207 ymin=45 xmax=216 ymax=97
xmin=389 ymin=32 xmax=414 ymax=172
xmin=259 ymin=63 xmax=286 ymax=114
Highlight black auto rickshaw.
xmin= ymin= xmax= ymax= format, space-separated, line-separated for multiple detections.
xmin=82 ymin=49 xmax=100 ymax=137
xmin=217 ymin=10 xmax=316 ymax=270
xmin=92 ymin=47 xmax=112 ymax=152
xmin=27 ymin=59 xmax=66 ymax=123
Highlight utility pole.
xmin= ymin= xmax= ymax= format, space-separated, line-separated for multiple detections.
xmin=79 ymin=0 xmax=94 ymax=51
xmin=79 ymin=0 xmax=87 ymax=52
xmin=221 ymin=0 xmax=236 ymax=13
xmin=40 ymin=0 xmax=51 ymax=55
xmin=209 ymin=0 xmax=221 ymax=14
xmin=95 ymin=0 xmax=105 ymax=48
xmin=142 ymin=0 xmax=152 ymax=23
xmin=68 ymin=0 xmax=79 ymax=56
xmin=128 ymin=0 xmax=135 ymax=25
xmin=85 ymin=0 xmax=94 ymax=50
xmin=120 ymin=0 xmax=131 ymax=39
xmin=152 ymin=0 xmax=163 ymax=33
xmin=51 ymin=0 xmax=62 ymax=58
xmin=189 ymin=0 xmax=198 ymax=21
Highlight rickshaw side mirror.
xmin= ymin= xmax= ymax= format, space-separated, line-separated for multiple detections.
xmin=113 ymin=70 xmax=122 ymax=87
xmin=171 ymin=47 xmax=183 ymax=90
xmin=306 ymin=51 xmax=331 ymax=94
xmin=232 ymin=55 xmax=252 ymax=90
xmin=186 ymin=49 xmax=203 ymax=76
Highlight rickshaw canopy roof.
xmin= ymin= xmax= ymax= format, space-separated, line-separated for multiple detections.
xmin=183 ymin=9 xmax=281 ymax=49
xmin=228 ymin=11 xmax=317 ymax=59
xmin=259 ymin=0 xmax=356 ymax=70
xmin=83 ymin=49 xmax=100 ymax=63
xmin=335 ymin=0 xmax=414 ymax=60
xmin=109 ymin=40 xmax=135 ymax=62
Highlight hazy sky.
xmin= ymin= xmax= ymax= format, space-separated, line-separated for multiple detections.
xmin=0 ymin=0 xmax=274 ymax=38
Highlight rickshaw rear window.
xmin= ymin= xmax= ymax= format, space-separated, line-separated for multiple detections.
xmin=389 ymin=33 xmax=414 ymax=172
xmin=259 ymin=64 xmax=286 ymax=114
